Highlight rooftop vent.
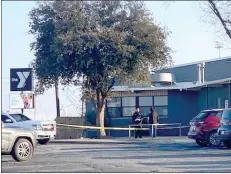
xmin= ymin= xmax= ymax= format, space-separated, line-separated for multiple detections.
xmin=150 ymin=73 xmax=176 ymax=86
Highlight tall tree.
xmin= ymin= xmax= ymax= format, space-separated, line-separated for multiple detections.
xmin=29 ymin=2 xmax=68 ymax=117
xmin=29 ymin=1 xmax=172 ymax=137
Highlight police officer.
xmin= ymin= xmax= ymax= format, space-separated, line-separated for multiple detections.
xmin=132 ymin=107 xmax=143 ymax=139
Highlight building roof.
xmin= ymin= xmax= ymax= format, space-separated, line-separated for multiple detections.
xmin=153 ymin=56 xmax=231 ymax=71
xmin=111 ymin=77 xmax=231 ymax=92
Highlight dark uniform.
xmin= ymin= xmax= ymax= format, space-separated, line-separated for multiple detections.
xmin=132 ymin=111 xmax=143 ymax=138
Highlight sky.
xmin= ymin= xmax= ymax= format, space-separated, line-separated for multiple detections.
xmin=2 ymin=1 xmax=231 ymax=121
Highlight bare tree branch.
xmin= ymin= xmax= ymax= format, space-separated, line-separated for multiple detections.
xmin=208 ymin=0 xmax=231 ymax=39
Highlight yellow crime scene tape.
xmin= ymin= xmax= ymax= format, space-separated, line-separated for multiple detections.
xmin=57 ymin=123 xmax=149 ymax=130
xmin=57 ymin=123 xmax=190 ymax=131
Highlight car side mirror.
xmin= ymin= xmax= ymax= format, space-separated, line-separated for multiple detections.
xmin=5 ymin=119 xmax=12 ymax=123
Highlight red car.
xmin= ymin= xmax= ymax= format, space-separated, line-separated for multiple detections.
xmin=188 ymin=109 xmax=223 ymax=147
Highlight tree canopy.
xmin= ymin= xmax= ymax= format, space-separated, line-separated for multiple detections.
xmin=29 ymin=1 xmax=172 ymax=137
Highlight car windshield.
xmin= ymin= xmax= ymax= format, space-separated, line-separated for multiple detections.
xmin=222 ymin=110 xmax=231 ymax=120
xmin=195 ymin=111 xmax=218 ymax=120
xmin=9 ymin=114 xmax=31 ymax=122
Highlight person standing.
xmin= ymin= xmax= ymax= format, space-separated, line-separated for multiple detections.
xmin=148 ymin=106 xmax=159 ymax=137
xmin=132 ymin=107 xmax=143 ymax=139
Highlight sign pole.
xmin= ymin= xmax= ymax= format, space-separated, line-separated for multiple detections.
xmin=21 ymin=91 xmax=24 ymax=114
xmin=34 ymin=94 xmax=36 ymax=120
xmin=10 ymin=68 xmax=34 ymax=115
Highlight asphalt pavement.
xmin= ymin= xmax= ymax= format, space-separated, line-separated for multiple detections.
xmin=2 ymin=137 xmax=231 ymax=173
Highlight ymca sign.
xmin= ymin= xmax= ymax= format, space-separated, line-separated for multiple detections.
xmin=10 ymin=68 xmax=33 ymax=91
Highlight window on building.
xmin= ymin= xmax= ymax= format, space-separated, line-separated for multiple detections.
xmin=123 ymin=107 xmax=136 ymax=117
xmin=122 ymin=97 xmax=136 ymax=116
xmin=139 ymin=107 xmax=151 ymax=117
xmin=107 ymin=107 xmax=121 ymax=118
xmin=139 ymin=96 xmax=153 ymax=106
xmin=139 ymin=96 xmax=153 ymax=117
xmin=154 ymin=96 xmax=168 ymax=118
xmin=107 ymin=97 xmax=122 ymax=118
xmin=154 ymin=96 xmax=168 ymax=106
xmin=122 ymin=97 xmax=136 ymax=107
xmin=107 ymin=97 xmax=121 ymax=107
xmin=155 ymin=106 xmax=168 ymax=117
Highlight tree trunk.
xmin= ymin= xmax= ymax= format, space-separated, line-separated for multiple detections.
xmin=96 ymin=102 xmax=106 ymax=138
xmin=55 ymin=81 xmax=60 ymax=118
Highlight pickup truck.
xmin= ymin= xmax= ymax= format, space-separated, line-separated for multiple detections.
xmin=2 ymin=122 xmax=37 ymax=161
xmin=1 ymin=111 xmax=56 ymax=145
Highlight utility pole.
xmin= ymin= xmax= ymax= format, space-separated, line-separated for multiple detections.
xmin=55 ymin=80 xmax=60 ymax=118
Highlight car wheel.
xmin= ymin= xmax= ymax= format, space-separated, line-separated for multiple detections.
xmin=223 ymin=141 xmax=231 ymax=149
xmin=11 ymin=138 xmax=33 ymax=161
xmin=207 ymin=131 xmax=221 ymax=146
xmin=38 ymin=138 xmax=50 ymax=145
xmin=196 ymin=139 xmax=207 ymax=147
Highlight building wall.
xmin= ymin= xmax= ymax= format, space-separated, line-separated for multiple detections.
xmin=157 ymin=58 xmax=231 ymax=82
xmin=198 ymin=84 xmax=231 ymax=110
xmin=157 ymin=64 xmax=198 ymax=82
xmin=109 ymin=90 xmax=198 ymax=137
xmin=84 ymin=84 xmax=231 ymax=138
xmin=85 ymin=89 xmax=198 ymax=137
xmin=197 ymin=88 xmax=208 ymax=112
xmin=205 ymin=60 xmax=231 ymax=81
xmin=168 ymin=90 xmax=198 ymax=125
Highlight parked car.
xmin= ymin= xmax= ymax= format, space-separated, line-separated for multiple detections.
xmin=1 ymin=122 xmax=37 ymax=161
xmin=215 ymin=108 xmax=231 ymax=148
xmin=1 ymin=111 xmax=56 ymax=145
xmin=188 ymin=109 xmax=223 ymax=147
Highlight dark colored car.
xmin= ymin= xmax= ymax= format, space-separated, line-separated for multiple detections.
xmin=188 ymin=109 xmax=223 ymax=147
xmin=215 ymin=109 xmax=231 ymax=149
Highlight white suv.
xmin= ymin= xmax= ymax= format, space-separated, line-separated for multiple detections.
xmin=1 ymin=112 xmax=56 ymax=145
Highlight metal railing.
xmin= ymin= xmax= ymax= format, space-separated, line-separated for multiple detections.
xmin=128 ymin=123 xmax=184 ymax=139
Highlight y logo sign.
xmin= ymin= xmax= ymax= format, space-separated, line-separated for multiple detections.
xmin=16 ymin=72 xmax=30 ymax=88
xmin=10 ymin=68 xmax=33 ymax=91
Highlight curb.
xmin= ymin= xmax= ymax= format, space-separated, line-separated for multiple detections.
xmin=50 ymin=139 xmax=134 ymax=144
xmin=50 ymin=140 xmax=134 ymax=145
xmin=50 ymin=138 xmax=193 ymax=145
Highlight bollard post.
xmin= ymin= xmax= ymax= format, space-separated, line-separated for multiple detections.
xmin=151 ymin=124 xmax=154 ymax=139
xmin=129 ymin=125 xmax=131 ymax=139
xmin=155 ymin=124 xmax=157 ymax=138
xmin=179 ymin=124 xmax=182 ymax=137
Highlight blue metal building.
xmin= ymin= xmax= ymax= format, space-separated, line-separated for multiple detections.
xmin=85 ymin=57 xmax=231 ymax=137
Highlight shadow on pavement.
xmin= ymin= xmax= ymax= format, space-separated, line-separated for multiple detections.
xmin=139 ymin=160 xmax=231 ymax=166
xmin=61 ymin=143 xmax=230 ymax=154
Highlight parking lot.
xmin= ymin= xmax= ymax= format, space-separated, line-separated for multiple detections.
xmin=2 ymin=139 xmax=231 ymax=173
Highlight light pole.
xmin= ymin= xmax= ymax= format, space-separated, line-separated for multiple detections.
xmin=215 ymin=41 xmax=223 ymax=58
